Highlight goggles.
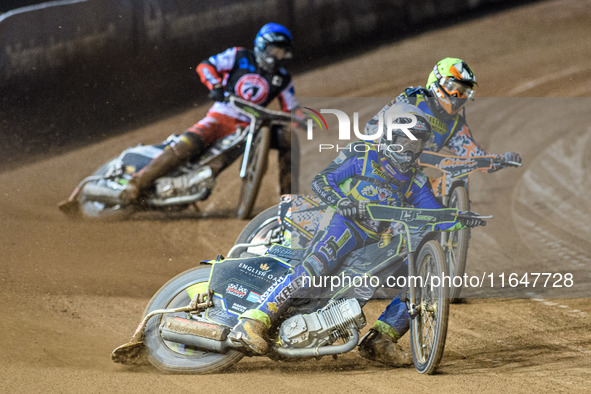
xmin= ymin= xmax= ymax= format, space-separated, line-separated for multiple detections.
xmin=440 ymin=77 xmax=475 ymax=99
xmin=264 ymin=44 xmax=293 ymax=61
xmin=394 ymin=136 xmax=424 ymax=154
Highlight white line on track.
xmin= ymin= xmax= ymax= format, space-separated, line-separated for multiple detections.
xmin=508 ymin=66 xmax=581 ymax=95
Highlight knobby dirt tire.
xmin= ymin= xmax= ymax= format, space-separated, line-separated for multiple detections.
xmin=445 ymin=185 xmax=470 ymax=303
xmin=236 ymin=126 xmax=271 ymax=220
xmin=143 ymin=266 xmax=243 ymax=374
xmin=79 ymin=158 xmax=132 ymax=220
xmin=410 ymin=240 xmax=450 ymax=375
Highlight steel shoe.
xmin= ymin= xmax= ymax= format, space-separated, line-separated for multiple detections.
xmin=358 ymin=329 xmax=412 ymax=367
xmin=232 ymin=318 xmax=269 ymax=355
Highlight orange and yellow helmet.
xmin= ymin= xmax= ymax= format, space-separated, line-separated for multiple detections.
xmin=427 ymin=58 xmax=477 ymax=115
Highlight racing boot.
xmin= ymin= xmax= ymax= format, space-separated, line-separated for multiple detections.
xmin=119 ymin=133 xmax=201 ymax=204
xmin=358 ymin=328 xmax=411 ymax=367
xmin=232 ymin=311 xmax=271 ymax=355
xmin=232 ymin=265 xmax=311 ymax=354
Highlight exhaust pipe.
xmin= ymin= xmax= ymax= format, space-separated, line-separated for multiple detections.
xmin=160 ymin=317 xmax=236 ymax=353
xmin=160 ymin=316 xmax=361 ymax=358
xmin=81 ymin=183 xmax=123 ymax=205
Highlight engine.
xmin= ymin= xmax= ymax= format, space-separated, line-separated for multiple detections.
xmin=278 ymin=298 xmax=366 ymax=349
xmin=154 ymin=166 xmax=215 ymax=198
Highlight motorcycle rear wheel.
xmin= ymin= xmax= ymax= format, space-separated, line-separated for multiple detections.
xmin=443 ymin=185 xmax=470 ymax=302
xmin=79 ymin=158 xmax=132 ymax=220
xmin=410 ymin=240 xmax=449 ymax=375
xmin=236 ymin=126 xmax=271 ymax=220
xmin=143 ymin=265 xmax=243 ymax=374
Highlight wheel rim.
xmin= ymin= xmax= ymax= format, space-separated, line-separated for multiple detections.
xmin=415 ymin=253 xmax=438 ymax=363
xmin=446 ymin=192 xmax=461 ymax=277
xmin=156 ymin=283 xmax=210 ymax=357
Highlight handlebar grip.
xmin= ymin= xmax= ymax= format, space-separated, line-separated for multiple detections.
xmin=504 ymin=160 xmax=522 ymax=167
xmin=457 ymin=211 xmax=493 ymax=220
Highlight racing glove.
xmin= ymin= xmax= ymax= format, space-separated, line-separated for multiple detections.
xmin=209 ymin=84 xmax=225 ymax=102
xmin=502 ymin=152 xmax=522 ymax=164
xmin=291 ymin=107 xmax=308 ymax=130
xmin=491 ymin=151 xmax=522 ymax=172
xmin=336 ymin=198 xmax=365 ymax=219
xmin=458 ymin=215 xmax=486 ymax=228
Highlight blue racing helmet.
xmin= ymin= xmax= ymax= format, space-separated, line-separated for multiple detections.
xmin=254 ymin=23 xmax=293 ymax=72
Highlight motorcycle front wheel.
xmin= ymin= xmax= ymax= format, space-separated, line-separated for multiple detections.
xmin=443 ymin=185 xmax=470 ymax=302
xmin=143 ymin=266 xmax=243 ymax=374
xmin=229 ymin=204 xmax=281 ymax=257
xmin=410 ymin=240 xmax=449 ymax=375
xmin=236 ymin=126 xmax=271 ymax=220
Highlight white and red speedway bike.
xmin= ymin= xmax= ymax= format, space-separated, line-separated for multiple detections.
xmin=59 ymin=96 xmax=291 ymax=220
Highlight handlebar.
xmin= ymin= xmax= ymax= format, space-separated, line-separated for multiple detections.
xmin=363 ymin=204 xmax=491 ymax=252
xmin=228 ymin=95 xmax=292 ymax=123
xmin=456 ymin=210 xmax=492 ymax=227
xmin=363 ymin=204 xmax=492 ymax=227
xmin=495 ymin=159 xmax=522 ymax=168
xmin=456 ymin=211 xmax=493 ymax=220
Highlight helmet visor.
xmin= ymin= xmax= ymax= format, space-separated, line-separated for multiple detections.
xmin=440 ymin=77 xmax=475 ymax=99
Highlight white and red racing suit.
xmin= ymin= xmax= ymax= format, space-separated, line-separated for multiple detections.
xmin=191 ymin=47 xmax=299 ymax=193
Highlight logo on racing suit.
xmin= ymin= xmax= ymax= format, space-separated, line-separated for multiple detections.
xmin=238 ymin=262 xmax=279 ymax=281
xmin=440 ymin=157 xmax=478 ymax=169
xmin=361 ymin=185 xmax=377 ymax=197
xmin=376 ymin=187 xmax=393 ymax=201
xmin=371 ymin=161 xmax=388 ymax=180
xmin=225 ymin=283 xmax=248 ymax=298
xmin=235 ymin=74 xmax=269 ymax=104
xmin=274 ymin=274 xmax=305 ymax=304
xmin=246 ymin=291 xmax=262 ymax=303
xmin=425 ymin=114 xmax=448 ymax=136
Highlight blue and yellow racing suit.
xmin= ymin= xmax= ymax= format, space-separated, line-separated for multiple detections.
xmin=243 ymin=141 xmax=457 ymax=337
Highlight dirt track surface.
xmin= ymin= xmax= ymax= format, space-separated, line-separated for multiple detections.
xmin=2 ymin=0 xmax=591 ymax=392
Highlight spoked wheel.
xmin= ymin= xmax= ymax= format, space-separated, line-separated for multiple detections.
xmin=79 ymin=158 xmax=132 ymax=220
xmin=143 ymin=266 xmax=243 ymax=374
xmin=442 ymin=185 xmax=470 ymax=303
xmin=230 ymin=204 xmax=281 ymax=257
xmin=236 ymin=126 xmax=271 ymax=220
xmin=410 ymin=240 xmax=449 ymax=375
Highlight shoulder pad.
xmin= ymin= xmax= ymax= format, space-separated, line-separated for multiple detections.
xmin=405 ymin=86 xmax=430 ymax=97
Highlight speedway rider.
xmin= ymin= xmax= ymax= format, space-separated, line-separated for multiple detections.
xmin=354 ymin=57 xmax=523 ymax=365
xmin=366 ymin=57 xmax=522 ymax=168
xmin=233 ymin=103 xmax=483 ymax=365
xmin=120 ymin=23 xmax=300 ymax=203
